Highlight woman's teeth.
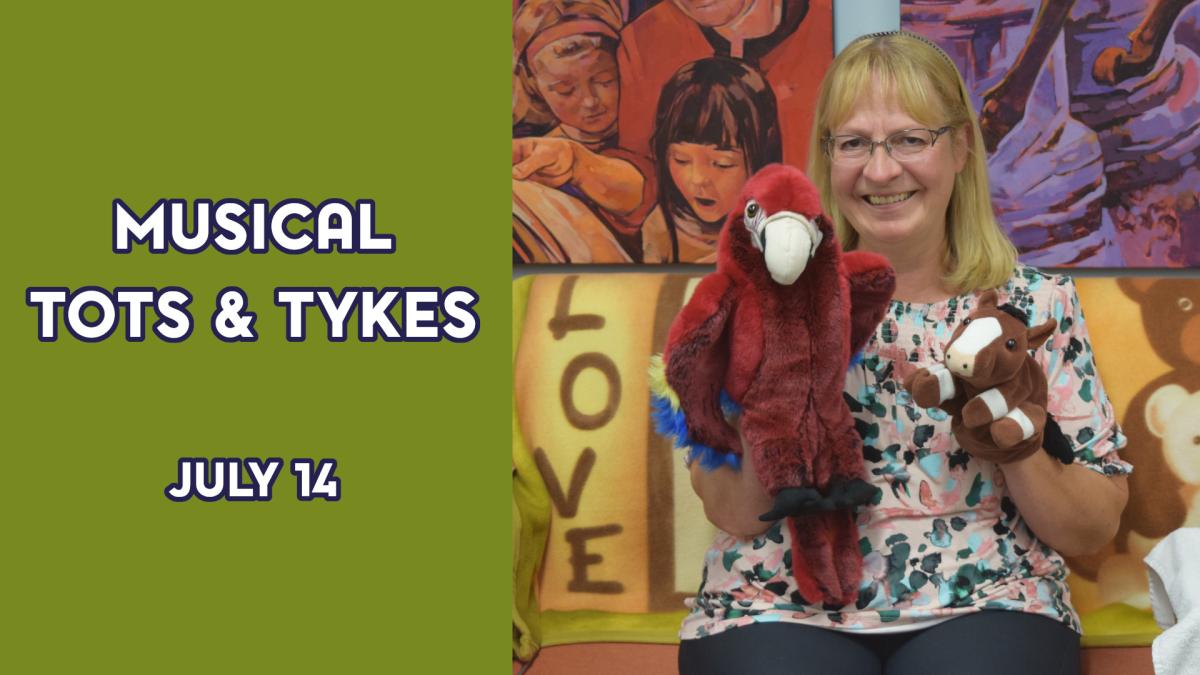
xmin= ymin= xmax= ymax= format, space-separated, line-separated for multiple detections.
xmin=866 ymin=191 xmax=915 ymax=206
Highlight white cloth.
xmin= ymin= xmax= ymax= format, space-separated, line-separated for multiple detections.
xmin=1145 ymin=528 xmax=1200 ymax=675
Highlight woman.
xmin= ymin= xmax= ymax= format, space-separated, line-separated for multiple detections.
xmin=513 ymin=0 xmax=622 ymax=148
xmin=512 ymin=0 xmax=655 ymax=262
xmin=678 ymin=32 xmax=1131 ymax=675
xmin=641 ymin=57 xmax=782 ymax=263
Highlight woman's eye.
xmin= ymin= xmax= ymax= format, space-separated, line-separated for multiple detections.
xmin=714 ymin=162 xmax=737 ymax=169
xmin=895 ymin=134 xmax=928 ymax=147
xmin=839 ymin=137 xmax=866 ymax=151
xmin=671 ymin=156 xmax=691 ymax=166
xmin=550 ymin=86 xmax=576 ymax=97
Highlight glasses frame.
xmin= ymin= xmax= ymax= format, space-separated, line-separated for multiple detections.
xmin=823 ymin=126 xmax=953 ymax=164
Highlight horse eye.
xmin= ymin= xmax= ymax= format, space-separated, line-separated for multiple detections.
xmin=963 ymin=318 xmax=972 ymax=325
xmin=1006 ymin=339 xmax=1017 ymax=350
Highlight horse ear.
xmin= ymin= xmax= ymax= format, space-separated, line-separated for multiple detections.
xmin=977 ymin=289 xmax=999 ymax=308
xmin=1027 ymin=318 xmax=1057 ymax=350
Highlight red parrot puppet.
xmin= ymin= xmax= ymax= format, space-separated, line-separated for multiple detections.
xmin=652 ymin=164 xmax=895 ymax=606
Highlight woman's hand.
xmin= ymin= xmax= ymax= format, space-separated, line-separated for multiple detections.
xmin=512 ymin=137 xmax=576 ymax=188
xmin=512 ymin=136 xmax=645 ymax=215
xmin=688 ymin=426 xmax=775 ymax=539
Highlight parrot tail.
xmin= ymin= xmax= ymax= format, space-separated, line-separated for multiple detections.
xmin=786 ymin=511 xmax=863 ymax=607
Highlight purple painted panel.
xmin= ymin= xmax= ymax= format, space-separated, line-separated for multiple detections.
xmin=904 ymin=0 xmax=1200 ymax=267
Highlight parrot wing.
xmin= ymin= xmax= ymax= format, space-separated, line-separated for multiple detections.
xmin=662 ymin=272 xmax=742 ymax=468
xmin=843 ymin=250 xmax=896 ymax=359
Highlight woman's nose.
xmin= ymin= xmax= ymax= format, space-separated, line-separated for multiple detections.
xmin=862 ymin=145 xmax=904 ymax=182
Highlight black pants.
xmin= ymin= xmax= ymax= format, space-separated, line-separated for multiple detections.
xmin=678 ymin=611 xmax=1079 ymax=675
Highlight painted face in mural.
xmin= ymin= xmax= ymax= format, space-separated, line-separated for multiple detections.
xmin=671 ymin=0 xmax=751 ymax=28
xmin=829 ymin=87 xmax=967 ymax=254
xmin=667 ymin=142 xmax=749 ymax=225
xmin=530 ymin=36 xmax=618 ymax=141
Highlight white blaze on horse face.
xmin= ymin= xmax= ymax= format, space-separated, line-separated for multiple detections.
xmin=945 ymin=317 xmax=1003 ymax=379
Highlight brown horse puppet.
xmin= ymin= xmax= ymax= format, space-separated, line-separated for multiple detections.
xmin=903 ymin=290 xmax=1072 ymax=464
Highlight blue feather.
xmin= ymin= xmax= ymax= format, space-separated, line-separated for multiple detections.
xmin=719 ymin=390 xmax=743 ymax=417
xmin=848 ymin=349 xmax=865 ymax=370
xmin=650 ymin=390 xmax=742 ymax=472
xmin=650 ymin=394 xmax=690 ymax=445
xmin=688 ymin=444 xmax=742 ymax=471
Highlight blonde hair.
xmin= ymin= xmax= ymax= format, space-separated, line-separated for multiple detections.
xmin=807 ymin=32 xmax=1017 ymax=294
xmin=512 ymin=0 xmax=623 ymax=127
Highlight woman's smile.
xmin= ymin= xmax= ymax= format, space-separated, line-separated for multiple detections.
xmin=864 ymin=191 xmax=916 ymax=206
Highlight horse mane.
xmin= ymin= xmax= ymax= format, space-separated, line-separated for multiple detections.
xmin=995 ymin=303 xmax=1029 ymax=326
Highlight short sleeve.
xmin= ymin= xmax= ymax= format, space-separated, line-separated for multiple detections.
xmin=1035 ymin=276 xmax=1133 ymax=476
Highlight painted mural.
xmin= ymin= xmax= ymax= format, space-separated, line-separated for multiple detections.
xmin=512 ymin=0 xmax=833 ymax=264
xmin=903 ymin=0 xmax=1200 ymax=267
xmin=513 ymin=0 xmax=1200 ymax=266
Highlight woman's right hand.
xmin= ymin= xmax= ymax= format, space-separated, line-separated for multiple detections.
xmin=512 ymin=136 xmax=646 ymax=216
xmin=688 ymin=425 xmax=775 ymax=539
xmin=512 ymin=137 xmax=578 ymax=188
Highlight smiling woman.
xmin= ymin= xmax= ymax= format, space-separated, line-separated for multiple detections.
xmin=807 ymin=31 xmax=1015 ymax=299
xmin=677 ymin=32 xmax=1132 ymax=675
xmin=824 ymin=89 xmax=967 ymax=285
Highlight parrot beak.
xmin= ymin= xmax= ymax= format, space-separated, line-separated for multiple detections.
xmin=760 ymin=212 xmax=822 ymax=285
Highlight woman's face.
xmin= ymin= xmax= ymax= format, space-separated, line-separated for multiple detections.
xmin=530 ymin=39 xmax=618 ymax=138
xmin=667 ymin=142 xmax=748 ymax=224
xmin=671 ymin=0 xmax=750 ymax=28
xmin=829 ymin=88 xmax=967 ymax=254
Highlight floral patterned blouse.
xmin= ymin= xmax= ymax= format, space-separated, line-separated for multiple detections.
xmin=680 ymin=265 xmax=1132 ymax=639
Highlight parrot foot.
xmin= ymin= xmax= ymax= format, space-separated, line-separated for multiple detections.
xmin=828 ymin=477 xmax=877 ymax=510
xmin=758 ymin=479 xmax=876 ymax=521
xmin=758 ymin=486 xmax=823 ymax=522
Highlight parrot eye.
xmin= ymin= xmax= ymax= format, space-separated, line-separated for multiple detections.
xmin=743 ymin=200 xmax=767 ymax=251
xmin=744 ymin=200 xmax=760 ymax=222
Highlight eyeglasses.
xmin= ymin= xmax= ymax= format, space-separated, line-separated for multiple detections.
xmin=823 ymin=126 xmax=953 ymax=164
